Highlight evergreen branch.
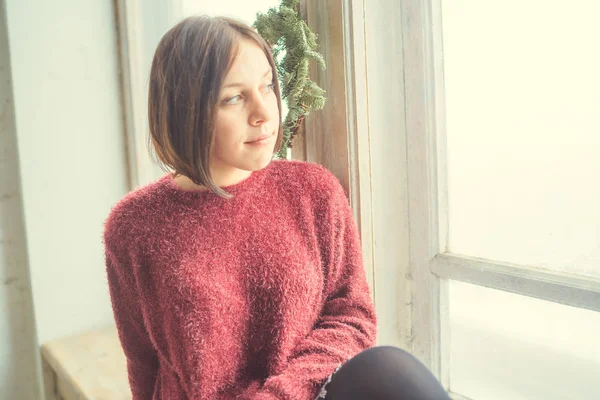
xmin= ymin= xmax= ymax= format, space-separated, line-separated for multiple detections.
xmin=253 ymin=0 xmax=326 ymax=156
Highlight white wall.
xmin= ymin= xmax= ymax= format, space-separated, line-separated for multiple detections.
xmin=0 ymin=2 xmax=40 ymax=398
xmin=4 ymin=0 xmax=128 ymax=352
xmin=181 ymin=0 xmax=280 ymax=25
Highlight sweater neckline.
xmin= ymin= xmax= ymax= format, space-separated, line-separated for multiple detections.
xmin=160 ymin=162 xmax=273 ymax=202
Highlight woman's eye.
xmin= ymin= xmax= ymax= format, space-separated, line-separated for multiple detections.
xmin=224 ymin=95 xmax=242 ymax=105
xmin=264 ymin=83 xmax=275 ymax=93
xmin=223 ymin=83 xmax=273 ymax=105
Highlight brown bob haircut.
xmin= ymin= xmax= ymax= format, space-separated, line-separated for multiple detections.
xmin=148 ymin=16 xmax=283 ymax=198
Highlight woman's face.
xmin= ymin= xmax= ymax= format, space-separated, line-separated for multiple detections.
xmin=210 ymin=39 xmax=280 ymax=186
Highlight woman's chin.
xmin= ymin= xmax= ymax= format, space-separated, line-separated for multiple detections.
xmin=253 ymin=156 xmax=274 ymax=171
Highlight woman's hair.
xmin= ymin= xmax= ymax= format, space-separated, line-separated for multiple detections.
xmin=148 ymin=16 xmax=283 ymax=197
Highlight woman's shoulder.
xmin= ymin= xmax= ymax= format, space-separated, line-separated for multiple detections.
xmin=103 ymin=175 xmax=171 ymax=249
xmin=268 ymin=160 xmax=347 ymax=205
xmin=270 ymin=160 xmax=344 ymax=192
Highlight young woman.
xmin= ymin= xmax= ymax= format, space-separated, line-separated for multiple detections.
xmin=104 ymin=15 xmax=449 ymax=400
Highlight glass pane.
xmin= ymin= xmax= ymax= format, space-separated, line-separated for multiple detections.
xmin=449 ymin=280 xmax=600 ymax=399
xmin=442 ymin=0 xmax=600 ymax=278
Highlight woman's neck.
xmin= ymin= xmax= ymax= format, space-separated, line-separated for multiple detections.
xmin=172 ymin=168 xmax=252 ymax=192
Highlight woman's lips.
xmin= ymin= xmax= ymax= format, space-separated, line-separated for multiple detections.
xmin=246 ymin=133 xmax=273 ymax=144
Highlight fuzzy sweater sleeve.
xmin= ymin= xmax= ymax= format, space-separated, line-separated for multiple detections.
xmin=243 ymin=171 xmax=378 ymax=400
xmin=105 ymin=225 xmax=159 ymax=400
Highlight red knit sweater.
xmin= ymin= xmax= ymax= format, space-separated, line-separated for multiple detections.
xmin=104 ymin=160 xmax=377 ymax=400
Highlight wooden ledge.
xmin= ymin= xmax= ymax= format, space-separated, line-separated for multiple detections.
xmin=41 ymin=326 xmax=131 ymax=400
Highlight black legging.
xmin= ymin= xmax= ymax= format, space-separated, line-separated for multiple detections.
xmin=325 ymin=346 xmax=451 ymax=400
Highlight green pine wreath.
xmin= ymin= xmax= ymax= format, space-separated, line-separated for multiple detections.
xmin=253 ymin=0 xmax=327 ymax=158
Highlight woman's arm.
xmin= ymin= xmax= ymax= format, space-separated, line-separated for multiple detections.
xmin=242 ymin=168 xmax=377 ymax=400
xmin=105 ymin=241 xmax=159 ymax=399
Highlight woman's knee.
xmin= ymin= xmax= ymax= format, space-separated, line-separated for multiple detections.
xmin=336 ymin=346 xmax=426 ymax=378
xmin=326 ymin=346 xmax=450 ymax=399
xmin=351 ymin=346 xmax=420 ymax=366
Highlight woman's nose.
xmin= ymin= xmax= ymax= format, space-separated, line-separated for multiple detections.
xmin=249 ymin=96 xmax=271 ymax=126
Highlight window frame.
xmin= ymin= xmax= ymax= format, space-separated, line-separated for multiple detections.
xmin=400 ymin=0 xmax=600 ymax=397
xmin=303 ymin=0 xmax=418 ymax=352
xmin=299 ymin=0 xmax=377 ymax=298
xmin=114 ymin=0 xmax=182 ymax=189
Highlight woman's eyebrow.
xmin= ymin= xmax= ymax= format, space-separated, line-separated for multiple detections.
xmin=222 ymin=69 xmax=273 ymax=89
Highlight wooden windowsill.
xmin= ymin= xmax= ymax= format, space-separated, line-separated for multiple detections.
xmin=41 ymin=326 xmax=130 ymax=400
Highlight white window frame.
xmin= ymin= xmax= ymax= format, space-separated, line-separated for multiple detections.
xmin=303 ymin=0 xmax=413 ymax=350
xmin=298 ymin=0 xmax=377 ymax=299
xmin=399 ymin=0 xmax=600 ymax=397
xmin=115 ymin=0 xmax=183 ymax=189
